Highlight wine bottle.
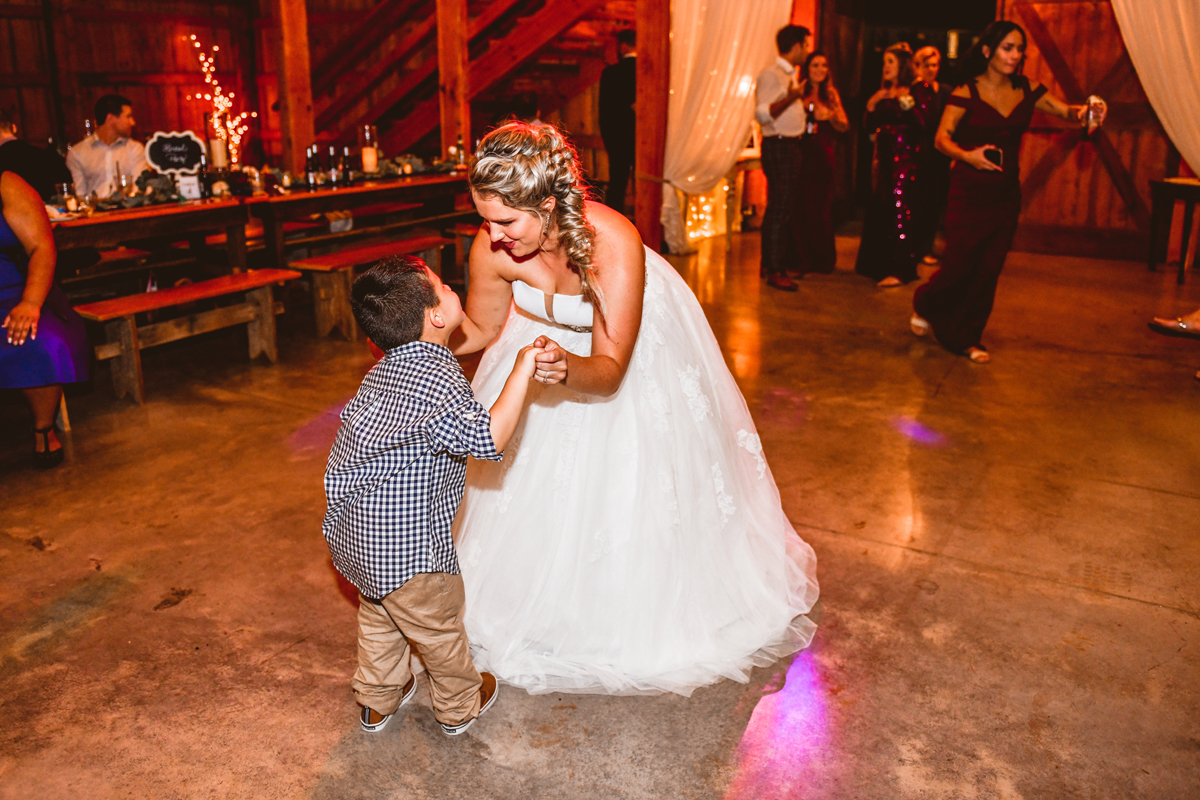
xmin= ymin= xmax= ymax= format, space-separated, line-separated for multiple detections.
xmin=328 ymin=145 xmax=341 ymax=187
xmin=455 ymin=133 xmax=467 ymax=167
xmin=305 ymin=145 xmax=319 ymax=190
xmin=198 ymin=153 xmax=212 ymax=199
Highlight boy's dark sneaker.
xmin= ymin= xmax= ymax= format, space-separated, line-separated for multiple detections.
xmin=440 ymin=672 xmax=498 ymax=736
xmin=360 ymin=674 xmax=417 ymax=733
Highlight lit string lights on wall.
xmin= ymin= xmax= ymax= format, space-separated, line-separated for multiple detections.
xmin=183 ymin=34 xmax=257 ymax=164
xmin=685 ymin=181 xmax=730 ymax=242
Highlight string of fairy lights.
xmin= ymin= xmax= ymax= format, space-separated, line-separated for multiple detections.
xmin=183 ymin=34 xmax=257 ymax=165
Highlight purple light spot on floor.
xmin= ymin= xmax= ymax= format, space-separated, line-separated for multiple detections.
xmin=892 ymin=416 xmax=946 ymax=446
xmin=288 ymin=401 xmax=350 ymax=453
xmin=723 ymin=652 xmax=832 ymax=799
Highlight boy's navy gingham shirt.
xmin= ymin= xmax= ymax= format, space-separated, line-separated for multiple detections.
xmin=323 ymin=341 xmax=501 ymax=599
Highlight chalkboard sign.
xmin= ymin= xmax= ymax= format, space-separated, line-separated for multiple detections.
xmin=146 ymin=131 xmax=206 ymax=175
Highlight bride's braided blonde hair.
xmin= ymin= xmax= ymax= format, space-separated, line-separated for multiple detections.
xmin=469 ymin=121 xmax=603 ymax=313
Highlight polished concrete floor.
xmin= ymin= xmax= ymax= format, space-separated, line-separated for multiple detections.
xmin=2 ymin=233 xmax=1198 ymax=799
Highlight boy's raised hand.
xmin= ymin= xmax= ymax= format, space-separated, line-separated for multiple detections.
xmin=514 ymin=344 xmax=544 ymax=380
xmin=490 ymin=344 xmax=545 ymax=452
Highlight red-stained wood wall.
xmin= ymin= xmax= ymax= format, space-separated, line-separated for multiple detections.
xmin=1 ymin=0 xmax=627 ymax=173
xmin=999 ymin=0 xmax=1171 ymax=258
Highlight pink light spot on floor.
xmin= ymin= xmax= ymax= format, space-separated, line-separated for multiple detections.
xmin=723 ymin=652 xmax=832 ymax=799
xmin=288 ymin=401 xmax=350 ymax=453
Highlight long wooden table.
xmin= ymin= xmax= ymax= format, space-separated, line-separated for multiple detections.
xmin=52 ymin=199 xmax=252 ymax=274
xmin=245 ymin=173 xmax=469 ymax=269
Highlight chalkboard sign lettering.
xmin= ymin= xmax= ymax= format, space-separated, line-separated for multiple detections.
xmin=146 ymin=131 xmax=206 ymax=175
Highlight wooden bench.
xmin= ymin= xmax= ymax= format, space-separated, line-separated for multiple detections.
xmin=350 ymin=201 xmax=422 ymax=219
xmin=199 ymin=220 xmax=322 ymax=248
xmin=74 ymin=268 xmax=301 ymax=404
xmin=290 ymin=234 xmax=454 ymax=341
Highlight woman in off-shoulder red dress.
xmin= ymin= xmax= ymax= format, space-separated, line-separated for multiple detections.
xmin=911 ymin=20 xmax=1104 ymax=363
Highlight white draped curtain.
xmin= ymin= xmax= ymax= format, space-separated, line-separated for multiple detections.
xmin=1110 ymin=0 xmax=1200 ymax=174
xmin=659 ymin=0 xmax=792 ymax=254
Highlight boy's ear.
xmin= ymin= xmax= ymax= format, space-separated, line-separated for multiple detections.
xmin=428 ymin=306 xmax=447 ymax=330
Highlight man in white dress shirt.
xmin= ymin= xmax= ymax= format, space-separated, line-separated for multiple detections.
xmin=66 ymin=94 xmax=149 ymax=198
xmin=754 ymin=25 xmax=811 ymax=291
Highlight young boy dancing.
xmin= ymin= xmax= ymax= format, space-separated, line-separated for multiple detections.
xmin=323 ymin=256 xmax=539 ymax=735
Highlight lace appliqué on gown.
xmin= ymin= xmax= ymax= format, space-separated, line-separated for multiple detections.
xmin=737 ymin=430 xmax=767 ymax=479
xmin=679 ymin=365 xmax=713 ymax=423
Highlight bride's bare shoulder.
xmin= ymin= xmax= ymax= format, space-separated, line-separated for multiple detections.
xmin=586 ymin=200 xmax=644 ymax=271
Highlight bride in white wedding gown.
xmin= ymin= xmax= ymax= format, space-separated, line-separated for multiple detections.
xmin=451 ymin=122 xmax=818 ymax=696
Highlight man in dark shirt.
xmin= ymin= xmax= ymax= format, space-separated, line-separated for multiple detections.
xmin=599 ymin=29 xmax=636 ymax=214
xmin=0 ymin=107 xmax=73 ymax=201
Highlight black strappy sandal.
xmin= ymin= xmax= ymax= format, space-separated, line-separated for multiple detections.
xmin=32 ymin=426 xmax=64 ymax=469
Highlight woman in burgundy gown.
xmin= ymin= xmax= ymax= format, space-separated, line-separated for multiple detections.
xmin=795 ymin=52 xmax=848 ymax=276
xmin=854 ymin=42 xmax=936 ymax=287
xmin=911 ymin=21 xmax=1103 ymax=363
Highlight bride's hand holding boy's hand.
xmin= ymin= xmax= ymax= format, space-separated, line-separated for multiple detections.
xmin=532 ymin=336 xmax=567 ymax=384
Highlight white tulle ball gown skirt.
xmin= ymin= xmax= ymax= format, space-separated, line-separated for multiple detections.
xmin=453 ymin=248 xmax=819 ymax=696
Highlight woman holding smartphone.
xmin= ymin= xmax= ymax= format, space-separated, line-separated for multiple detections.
xmin=911 ymin=20 xmax=1103 ymax=363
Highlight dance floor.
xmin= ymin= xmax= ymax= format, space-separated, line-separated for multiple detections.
xmin=2 ymin=232 xmax=1198 ymax=799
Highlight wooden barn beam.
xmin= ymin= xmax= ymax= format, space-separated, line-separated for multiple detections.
xmin=315 ymin=0 xmax=525 ymax=139
xmin=314 ymin=19 xmax=437 ymax=133
xmin=635 ymin=0 xmax=669 ymax=251
xmin=378 ymin=0 xmax=607 ymax=155
xmin=273 ymin=0 xmax=314 ymax=173
xmin=311 ymin=0 xmax=423 ymax=97
xmin=436 ymin=0 xmax=470 ymax=159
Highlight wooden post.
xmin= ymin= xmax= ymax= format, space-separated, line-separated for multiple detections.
xmin=273 ymin=0 xmax=314 ymax=174
xmin=246 ymin=287 xmax=279 ymax=362
xmin=105 ymin=316 xmax=145 ymax=405
xmin=436 ymin=0 xmax=470 ymax=161
xmin=635 ymin=0 xmax=669 ymax=252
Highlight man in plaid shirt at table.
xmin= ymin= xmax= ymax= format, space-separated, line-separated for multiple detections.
xmin=323 ymin=256 xmax=540 ymax=736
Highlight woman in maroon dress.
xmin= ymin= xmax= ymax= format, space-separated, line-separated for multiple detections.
xmin=911 ymin=21 xmax=1104 ymax=363
xmin=795 ymin=52 xmax=848 ymax=276
xmin=854 ymin=42 xmax=936 ymax=287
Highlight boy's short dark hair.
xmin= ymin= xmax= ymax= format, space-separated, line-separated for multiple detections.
xmin=350 ymin=256 xmax=439 ymax=351
xmin=94 ymin=94 xmax=132 ymax=125
xmin=776 ymin=25 xmax=810 ymax=55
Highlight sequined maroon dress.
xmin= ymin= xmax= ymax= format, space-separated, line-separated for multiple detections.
xmin=912 ymin=76 xmax=1047 ymax=354
xmin=854 ymin=82 xmax=935 ymax=283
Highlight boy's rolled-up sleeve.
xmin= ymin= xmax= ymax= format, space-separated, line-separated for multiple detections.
xmin=425 ymin=394 xmax=502 ymax=461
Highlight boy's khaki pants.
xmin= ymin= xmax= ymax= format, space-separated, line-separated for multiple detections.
xmin=353 ymin=572 xmax=482 ymax=726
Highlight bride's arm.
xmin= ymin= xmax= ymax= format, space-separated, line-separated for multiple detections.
xmin=450 ymin=230 xmax=514 ymax=356
xmin=538 ymin=204 xmax=645 ymax=397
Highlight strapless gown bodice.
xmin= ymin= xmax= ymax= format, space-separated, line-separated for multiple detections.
xmin=511 ymin=279 xmax=594 ymax=331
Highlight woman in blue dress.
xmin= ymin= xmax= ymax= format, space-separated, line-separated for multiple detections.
xmin=1 ymin=171 xmax=90 ymax=467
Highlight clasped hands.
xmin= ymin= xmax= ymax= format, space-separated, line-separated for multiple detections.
xmin=531 ymin=335 xmax=567 ymax=385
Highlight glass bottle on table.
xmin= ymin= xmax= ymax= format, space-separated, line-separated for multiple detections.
xmin=305 ymin=145 xmax=320 ymax=190
xmin=360 ymin=125 xmax=378 ymax=174
xmin=205 ymin=113 xmax=230 ymax=170
xmin=198 ymin=153 xmax=212 ymax=199
xmin=328 ymin=145 xmax=342 ymax=187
